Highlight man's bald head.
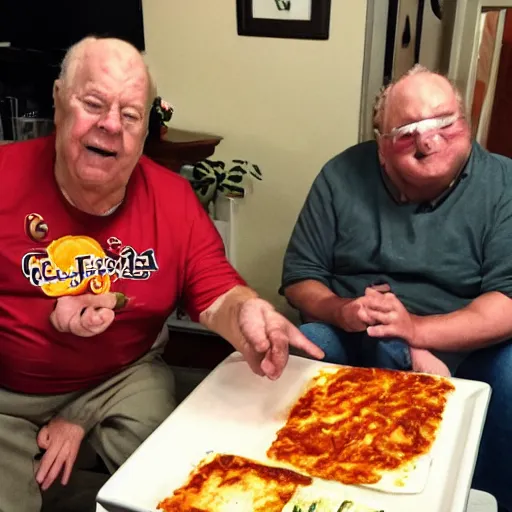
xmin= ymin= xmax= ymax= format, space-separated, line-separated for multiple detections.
xmin=58 ymin=37 xmax=156 ymax=109
xmin=373 ymin=65 xmax=465 ymax=135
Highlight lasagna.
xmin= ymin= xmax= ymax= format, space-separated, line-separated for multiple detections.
xmin=267 ymin=366 xmax=454 ymax=485
xmin=157 ymin=453 xmax=312 ymax=512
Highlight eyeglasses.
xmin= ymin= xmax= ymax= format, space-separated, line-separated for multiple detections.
xmin=376 ymin=114 xmax=463 ymax=151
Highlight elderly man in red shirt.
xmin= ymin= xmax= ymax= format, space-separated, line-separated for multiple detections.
xmin=0 ymin=36 xmax=323 ymax=511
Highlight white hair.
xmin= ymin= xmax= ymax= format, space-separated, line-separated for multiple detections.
xmin=58 ymin=36 xmax=157 ymax=110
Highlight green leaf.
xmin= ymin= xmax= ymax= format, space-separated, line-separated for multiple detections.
xmin=221 ymin=183 xmax=245 ymax=196
xmin=190 ymin=177 xmax=215 ymax=189
xmin=202 ymin=159 xmax=225 ymax=170
xmin=227 ymin=165 xmax=248 ymax=176
xmin=192 ymin=162 xmax=214 ymax=180
xmin=226 ymin=174 xmax=243 ymax=184
xmin=250 ymin=164 xmax=263 ymax=180
xmin=192 ymin=168 xmax=206 ymax=180
xmin=252 ymin=164 xmax=262 ymax=175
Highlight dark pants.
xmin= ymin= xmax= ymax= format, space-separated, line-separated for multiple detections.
xmin=300 ymin=322 xmax=512 ymax=512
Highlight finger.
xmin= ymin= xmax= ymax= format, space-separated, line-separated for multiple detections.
xmin=42 ymin=443 xmax=70 ymax=491
xmin=37 ymin=427 xmax=50 ymax=450
xmin=365 ymin=296 xmax=395 ymax=313
xmin=366 ymin=324 xmax=398 ymax=338
xmin=364 ymin=288 xmax=398 ymax=311
xmin=50 ymin=306 xmax=70 ymax=333
xmin=239 ymin=302 xmax=271 ymax=354
xmin=242 ymin=349 xmax=266 ymax=377
xmin=82 ymin=307 xmax=115 ymax=328
xmin=369 ymin=283 xmax=391 ymax=293
xmin=366 ymin=286 xmax=384 ymax=296
xmin=356 ymin=305 xmax=375 ymax=326
xmin=263 ymin=326 xmax=290 ymax=379
xmin=366 ymin=310 xmax=398 ymax=325
xmin=69 ymin=308 xmax=115 ymax=337
xmin=285 ymin=323 xmax=325 ymax=360
xmin=62 ymin=444 xmax=80 ymax=486
xmin=261 ymin=350 xmax=278 ymax=379
xmin=364 ymin=287 xmax=391 ymax=300
xmin=50 ymin=293 xmax=117 ymax=333
xmin=67 ymin=311 xmax=96 ymax=337
xmin=69 ymin=292 xmax=117 ymax=310
xmin=36 ymin=443 xmax=60 ymax=486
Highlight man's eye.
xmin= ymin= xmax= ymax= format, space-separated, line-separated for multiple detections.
xmin=396 ymin=132 xmax=414 ymax=142
xmin=123 ymin=112 xmax=139 ymax=121
xmin=84 ymin=100 xmax=102 ymax=110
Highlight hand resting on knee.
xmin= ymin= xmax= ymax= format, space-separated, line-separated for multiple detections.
xmin=35 ymin=417 xmax=85 ymax=491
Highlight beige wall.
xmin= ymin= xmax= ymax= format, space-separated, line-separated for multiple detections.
xmin=142 ymin=1 xmax=368 ymax=317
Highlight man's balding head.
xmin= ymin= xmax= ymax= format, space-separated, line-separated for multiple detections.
xmin=52 ymin=37 xmax=156 ymax=211
xmin=58 ymin=37 xmax=156 ymax=109
xmin=373 ymin=65 xmax=464 ymax=135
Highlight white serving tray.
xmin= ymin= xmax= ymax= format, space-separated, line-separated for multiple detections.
xmin=96 ymin=352 xmax=491 ymax=512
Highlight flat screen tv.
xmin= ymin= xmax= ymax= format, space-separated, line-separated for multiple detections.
xmin=0 ymin=0 xmax=145 ymax=53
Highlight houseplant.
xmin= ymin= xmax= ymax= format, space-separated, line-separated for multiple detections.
xmin=187 ymin=158 xmax=263 ymax=212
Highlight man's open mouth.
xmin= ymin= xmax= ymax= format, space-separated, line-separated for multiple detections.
xmin=85 ymin=145 xmax=118 ymax=158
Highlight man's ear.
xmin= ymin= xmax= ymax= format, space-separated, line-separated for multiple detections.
xmin=53 ymin=80 xmax=63 ymax=125
xmin=53 ymin=79 xmax=62 ymax=103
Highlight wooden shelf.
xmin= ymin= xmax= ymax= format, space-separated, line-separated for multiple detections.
xmin=143 ymin=127 xmax=223 ymax=172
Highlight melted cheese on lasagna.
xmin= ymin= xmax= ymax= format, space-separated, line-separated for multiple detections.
xmin=157 ymin=453 xmax=312 ymax=512
xmin=267 ymin=366 xmax=454 ymax=485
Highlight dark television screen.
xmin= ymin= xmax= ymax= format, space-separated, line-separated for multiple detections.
xmin=0 ymin=0 xmax=145 ymax=52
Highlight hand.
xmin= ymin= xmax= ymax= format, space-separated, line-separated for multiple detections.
xmin=50 ymin=293 xmax=117 ymax=337
xmin=35 ymin=418 xmax=85 ymax=491
xmin=238 ymin=298 xmax=325 ymax=380
xmin=340 ymin=283 xmax=392 ymax=332
xmin=363 ymin=287 xmax=417 ymax=343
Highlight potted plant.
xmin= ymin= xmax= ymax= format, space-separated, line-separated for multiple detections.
xmin=185 ymin=158 xmax=263 ymax=214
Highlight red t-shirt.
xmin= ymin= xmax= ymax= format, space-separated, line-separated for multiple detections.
xmin=0 ymin=136 xmax=245 ymax=394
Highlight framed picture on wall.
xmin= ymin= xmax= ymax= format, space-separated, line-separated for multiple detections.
xmin=236 ymin=0 xmax=332 ymax=40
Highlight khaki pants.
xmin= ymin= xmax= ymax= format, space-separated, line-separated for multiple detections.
xmin=0 ymin=350 xmax=176 ymax=512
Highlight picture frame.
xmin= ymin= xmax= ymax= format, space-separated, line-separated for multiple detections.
xmin=236 ymin=0 xmax=332 ymax=40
